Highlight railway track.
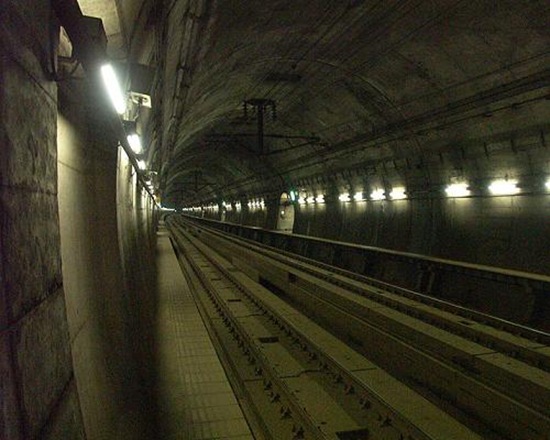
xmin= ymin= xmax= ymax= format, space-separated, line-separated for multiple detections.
xmin=167 ymin=216 xmax=550 ymax=440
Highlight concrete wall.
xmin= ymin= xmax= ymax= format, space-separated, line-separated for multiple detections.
xmin=0 ymin=1 xmax=85 ymax=438
xmin=57 ymin=85 xmax=159 ymax=439
xmin=293 ymin=193 xmax=550 ymax=275
xmin=211 ymin=185 xmax=550 ymax=275
xmin=116 ymin=147 xmax=159 ymax=434
xmin=214 ymin=147 xmax=550 ymax=276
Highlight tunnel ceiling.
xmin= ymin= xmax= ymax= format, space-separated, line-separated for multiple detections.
xmin=84 ymin=0 xmax=550 ymax=207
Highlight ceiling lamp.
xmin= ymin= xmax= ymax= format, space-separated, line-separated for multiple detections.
xmin=389 ymin=187 xmax=407 ymax=200
xmin=100 ymin=64 xmax=126 ymax=115
xmin=488 ymin=179 xmax=519 ymax=196
xmin=338 ymin=193 xmax=351 ymax=202
xmin=315 ymin=194 xmax=325 ymax=203
xmin=307 ymin=196 xmax=316 ymax=204
xmin=127 ymin=133 xmax=142 ymax=154
xmin=445 ymin=183 xmax=470 ymax=198
xmin=370 ymin=189 xmax=386 ymax=201
xmin=353 ymin=191 xmax=364 ymax=201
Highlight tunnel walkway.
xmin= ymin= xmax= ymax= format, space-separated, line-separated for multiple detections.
xmin=155 ymin=227 xmax=254 ymax=439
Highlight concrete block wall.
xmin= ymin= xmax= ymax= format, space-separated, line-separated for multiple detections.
xmin=1 ymin=1 xmax=159 ymax=438
xmin=0 ymin=1 xmax=85 ymax=438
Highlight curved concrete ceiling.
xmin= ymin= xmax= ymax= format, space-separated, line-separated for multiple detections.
xmin=111 ymin=0 xmax=550 ymax=206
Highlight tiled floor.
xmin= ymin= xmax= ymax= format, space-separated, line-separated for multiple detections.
xmin=156 ymin=229 xmax=254 ymax=439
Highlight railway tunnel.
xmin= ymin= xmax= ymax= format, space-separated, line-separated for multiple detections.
xmin=1 ymin=0 xmax=550 ymax=438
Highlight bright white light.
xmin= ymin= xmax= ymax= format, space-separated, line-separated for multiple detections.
xmin=338 ymin=193 xmax=351 ymax=202
xmin=137 ymin=160 xmax=146 ymax=170
xmin=100 ymin=64 xmax=126 ymax=114
xmin=315 ymin=194 xmax=325 ymax=203
xmin=127 ymin=134 xmax=142 ymax=154
xmin=370 ymin=189 xmax=386 ymax=200
xmin=445 ymin=183 xmax=470 ymax=198
xmin=307 ymin=196 xmax=315 ymax=204
xmin=298 ymin=197 xmax=306 ymax=204
xmin=289 ymin=190 xmax=297 ymax=202
xmin=353 ymin=192 xmax=364 ymax=201
xmin=488 ymin=179 xmax=519 ymax=196
xmin=390 ymin=187 xmax=407 ymax=200
xmin=545 ymin=180 xmax=550 ymax=191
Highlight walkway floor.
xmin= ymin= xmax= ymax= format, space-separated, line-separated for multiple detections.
xmin=156 ymin=227 xmax=254 ymax=439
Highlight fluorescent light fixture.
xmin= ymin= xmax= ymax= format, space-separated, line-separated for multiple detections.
xmin=306 ymin=196 xmax=315 ymax=204
xmin=315 ymin=194 xmax=325 ymax=203
xmin=137 ymin=160 xmax=146 ymax=170
xmin=338 ymin=193 xmax=351 ymax=202
xmin=389 ymin=187 xmax=407 ymax=200
xmin=445 ymin=183 xmax=470 ymax=198
xmin=127 ymin=134 xmax=142 ymax=154
xmin=353 ymin=192 xmax=364 ymax=201
xmin=488 ymin=179 xmax=519 ymax=196
xmin=289 ymin=190 xmax=297 ymax=202
xmin=100 ymin=64 xmax=126 ymax=115
xmin=370 ymin=189 xmax=386 ymax=200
